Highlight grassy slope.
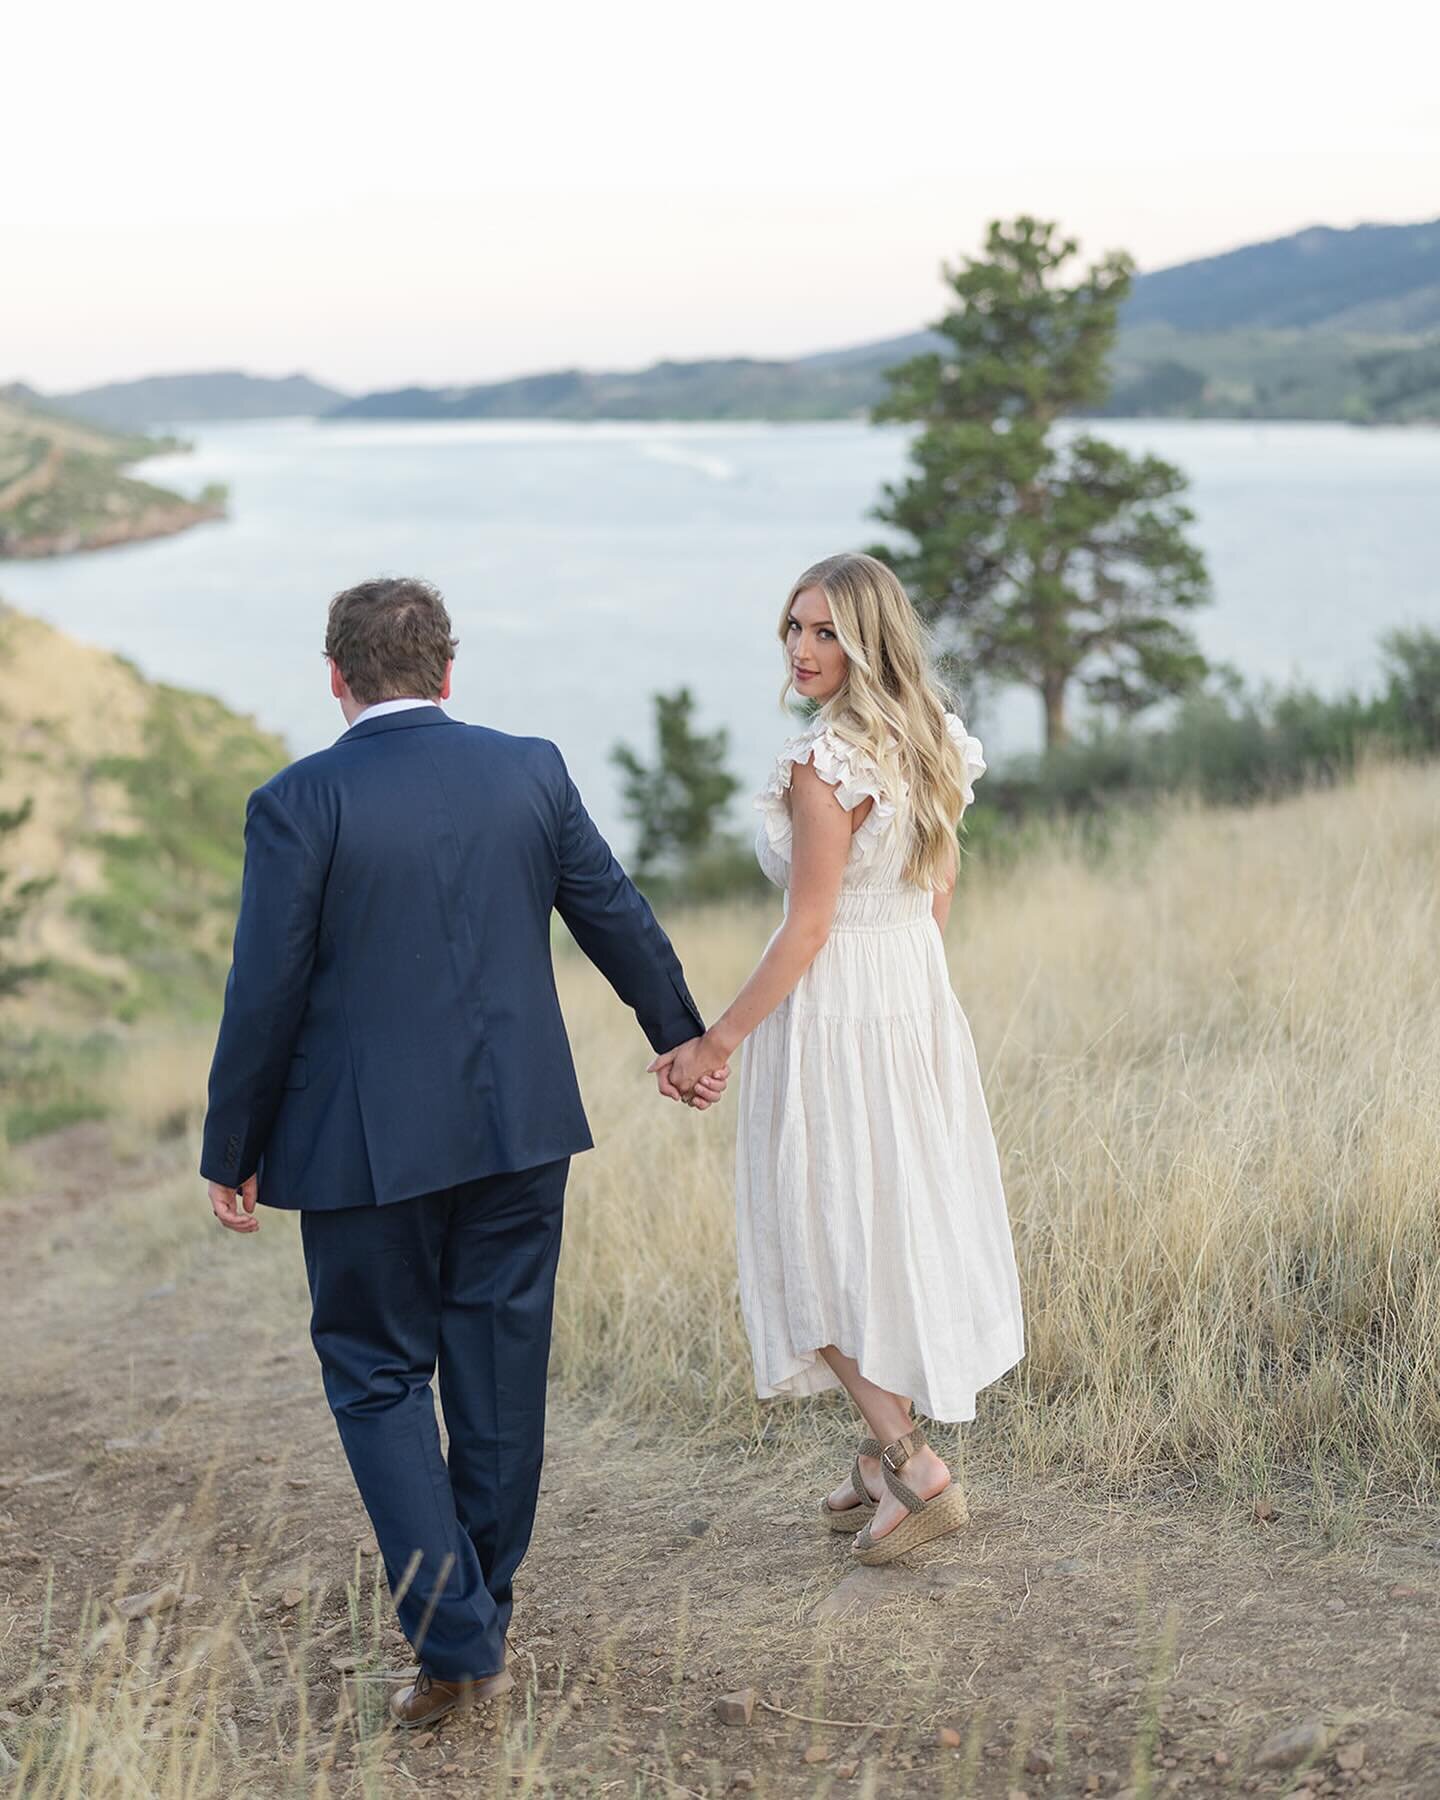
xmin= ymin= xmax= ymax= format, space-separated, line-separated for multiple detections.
xmin=0 ymin=602 xmax=284 ymax=1139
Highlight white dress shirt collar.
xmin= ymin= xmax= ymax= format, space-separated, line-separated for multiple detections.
xmin=349 ymin=697 xmax=442 ymax=728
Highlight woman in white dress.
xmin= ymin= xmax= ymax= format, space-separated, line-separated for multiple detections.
xmin=655 ymin=552 xmax=1024 ymax=1563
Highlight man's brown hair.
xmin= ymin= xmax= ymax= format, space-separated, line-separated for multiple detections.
xmin=324 ymin=577 xmax=459 ymax=705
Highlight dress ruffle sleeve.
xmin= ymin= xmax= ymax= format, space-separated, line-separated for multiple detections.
xmin=944 ymin=713 xmax=986 ymax=809
xmin=754 ymin=719 xmax=896 ymax=865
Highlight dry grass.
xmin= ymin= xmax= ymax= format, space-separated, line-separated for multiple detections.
xmin=19 ymin=754 xmax=1438 ymax=1500
xmin=100 ymin=1026 xmax=214 ymax=1152
xmin=5 ymin=759 xmax=1439 ymax=1797
xmin=552 ymin=757 xmax=1440 ymax=1504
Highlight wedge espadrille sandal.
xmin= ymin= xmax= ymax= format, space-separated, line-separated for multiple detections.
xmin=817 ymin=1435 xmax=884 ymax=1531
xmin=851 ymin=1424 xmax=968 ymax=1564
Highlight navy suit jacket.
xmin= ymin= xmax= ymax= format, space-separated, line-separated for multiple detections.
xmin=199 ymin=707 xmax=704 ymax=1210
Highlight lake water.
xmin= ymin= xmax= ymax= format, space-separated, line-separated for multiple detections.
xmin=5 ymin=418 xmax=1437 ymax=846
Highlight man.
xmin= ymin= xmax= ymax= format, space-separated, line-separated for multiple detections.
xmin=201 ymin=576 xmax=725 ymax=1726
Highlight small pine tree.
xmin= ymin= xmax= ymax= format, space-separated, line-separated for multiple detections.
xmin=611 ymin=689 xmax=741 ymax=882
xmin=1376 ymin=627 xmax=1440 ymax=755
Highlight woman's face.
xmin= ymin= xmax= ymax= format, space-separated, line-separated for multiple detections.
xmin=785 ymin=586 xmax=847 ymax=703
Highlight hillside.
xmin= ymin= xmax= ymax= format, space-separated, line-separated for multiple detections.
xmin=0 ymin=602 xmax=284 ymax=1034
xmin=330 ymin=216 xmax=1440 ymax=425
xmin=330 ymin=356 xmax=881 ymax=423
xmin=0 ymin=394 xmax=226 ymax=559
xmin=39 ymin=369 xmax=348 ymax=430
xmin=1124 ymin=216 xmax=1440 ymax=334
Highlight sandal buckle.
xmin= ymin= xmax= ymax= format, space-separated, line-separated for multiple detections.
xmin=882 ymin=1443 xmax=908 ymax=1475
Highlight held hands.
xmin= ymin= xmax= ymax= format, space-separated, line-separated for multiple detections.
xmin=209 ymin=1173 xmax=260 ymax=1233
xmin=648 ymin=1032 xmax=731 ymax=1110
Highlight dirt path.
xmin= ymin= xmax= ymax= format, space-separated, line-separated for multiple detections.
xmin=2 ymin=1127 xmax=1439 ymax=1798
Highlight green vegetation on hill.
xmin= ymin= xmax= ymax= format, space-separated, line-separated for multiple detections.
xmin=0 ymin=603 xmax=285 ymax=1150
xmin=0 ymin=395 xmax=226 ymax=559
xmin=1101 ymin=323 xmax=1440 ymax=424
xmin=74 ymin=686 xmax=286 ymax=1018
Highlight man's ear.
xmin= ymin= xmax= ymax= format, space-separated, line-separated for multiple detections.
xmin=329 ymin=658 xmax=348 ymax=701
xmin=439 ymin=661 xmax=454 ymax=702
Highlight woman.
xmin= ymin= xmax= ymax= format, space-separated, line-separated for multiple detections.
xmin=655 ymin=552 xmax=1023 ymax=1563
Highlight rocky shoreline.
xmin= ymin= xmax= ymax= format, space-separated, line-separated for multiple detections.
xmin=0 ymin=492 xmax=227 ymax=560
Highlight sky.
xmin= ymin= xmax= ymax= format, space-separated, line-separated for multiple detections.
xmin=5 ymin=0 xmax=1439 ymax=394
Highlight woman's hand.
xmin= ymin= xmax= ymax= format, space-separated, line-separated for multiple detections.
xmin=649 ymin=1033 xmax=731 ymax=1107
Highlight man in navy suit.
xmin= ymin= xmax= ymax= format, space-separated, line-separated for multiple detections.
xmin=201 ymin=577 xmax=725 ymax=1726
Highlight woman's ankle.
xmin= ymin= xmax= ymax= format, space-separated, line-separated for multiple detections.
xmin=896 ymin=1443 xmax=951 ymax=1492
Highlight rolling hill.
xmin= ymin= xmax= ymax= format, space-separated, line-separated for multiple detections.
xmin=328 ymin=216 xmax=1440 ymax=426
xmin=41 ymin=370 xmax=347 ymax=431
xmin=1122 ymin=218 xmax=1440 ymax=335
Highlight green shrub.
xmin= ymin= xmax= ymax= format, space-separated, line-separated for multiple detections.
xmin=982 ymin=626 xmax=1440 ymax=826
xmin=5 ymin=1096 xmax=108 ymax=1145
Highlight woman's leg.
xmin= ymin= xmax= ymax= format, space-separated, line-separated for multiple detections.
xmin=818 ymin=1345 xmax=953 ymax=1538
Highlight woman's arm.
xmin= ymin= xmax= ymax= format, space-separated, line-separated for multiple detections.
xmin=657 ymin=759 xmax=852 ymax=1094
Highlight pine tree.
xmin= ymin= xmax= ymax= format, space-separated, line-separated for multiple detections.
xmin=872 ymin=217 xmax=1211 ymax=748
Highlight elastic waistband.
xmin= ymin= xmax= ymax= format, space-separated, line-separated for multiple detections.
xmin=788 ymin=887 xmax=934 ymax=932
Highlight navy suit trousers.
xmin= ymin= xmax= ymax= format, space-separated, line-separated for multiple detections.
xmin=300 ymin=1159 xmax=569 ymax=1681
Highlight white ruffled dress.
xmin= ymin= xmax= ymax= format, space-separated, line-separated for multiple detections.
xmin=733 ymin=712 xmax=1025 ymax=1424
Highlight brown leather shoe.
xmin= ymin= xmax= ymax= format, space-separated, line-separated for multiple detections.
xmin=388 ymin=1665 xmax=514 ymax=1728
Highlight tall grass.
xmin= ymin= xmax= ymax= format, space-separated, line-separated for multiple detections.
xmin=6 ymin=759 xmax=1437 ymax=1797
xmin=14 ymin=757 xmax=1436 ymax=1499
xmin=553 ymin=757 xmax=1440 ymax=1501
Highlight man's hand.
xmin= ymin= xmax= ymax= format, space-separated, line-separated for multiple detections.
xmin=649 ymin=1032 xmax=731 ymax=1108
xmin=209 ymin=1174 xmax=260 ymax=1233
xmin=649 ymin=1037 xmax=730 ymax=1110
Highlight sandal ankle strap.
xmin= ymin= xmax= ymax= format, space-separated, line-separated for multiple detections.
xmin=878 ymin=1426 xmax=930 ymax=1515
xmin=880 ymin=1424 xmax=926 ymax=1473
xmin=847 ymin=1436 xmax=885 ymax=1507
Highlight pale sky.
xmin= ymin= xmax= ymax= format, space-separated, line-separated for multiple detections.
xmin=5 ymin=0 xmax=1438 ymax=393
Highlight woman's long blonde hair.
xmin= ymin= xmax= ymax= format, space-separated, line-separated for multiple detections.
xmin=779 ymin=551 xmax=969 ymax=890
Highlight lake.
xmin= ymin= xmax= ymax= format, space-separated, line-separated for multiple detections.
xmin=6 ymin=418 xmax=1438 ymax=846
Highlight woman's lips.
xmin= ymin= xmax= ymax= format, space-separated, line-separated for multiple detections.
xmin=793 ymin=668 xmax=817 ymax=682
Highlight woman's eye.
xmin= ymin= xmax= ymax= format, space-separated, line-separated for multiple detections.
xmin=818 ymin=629 xmax=835 ymax=641
xmin=786 ymin=620 xmax=799 ymax=633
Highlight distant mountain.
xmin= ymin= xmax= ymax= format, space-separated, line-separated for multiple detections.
xmin=1122 ymin=217 xmax=1440 ymax=334
xmin=0 ymin=381 xmax=50 ymax=412
xmin=42 ymin=370 xmax=347 ymax=430
xmin=329 ymin=216 xmax=1440 ymax=427
xmin=793 ymin=333 xmax=937 ymax=372
xmin=328 ymin=357 xmax=883 ymax=424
